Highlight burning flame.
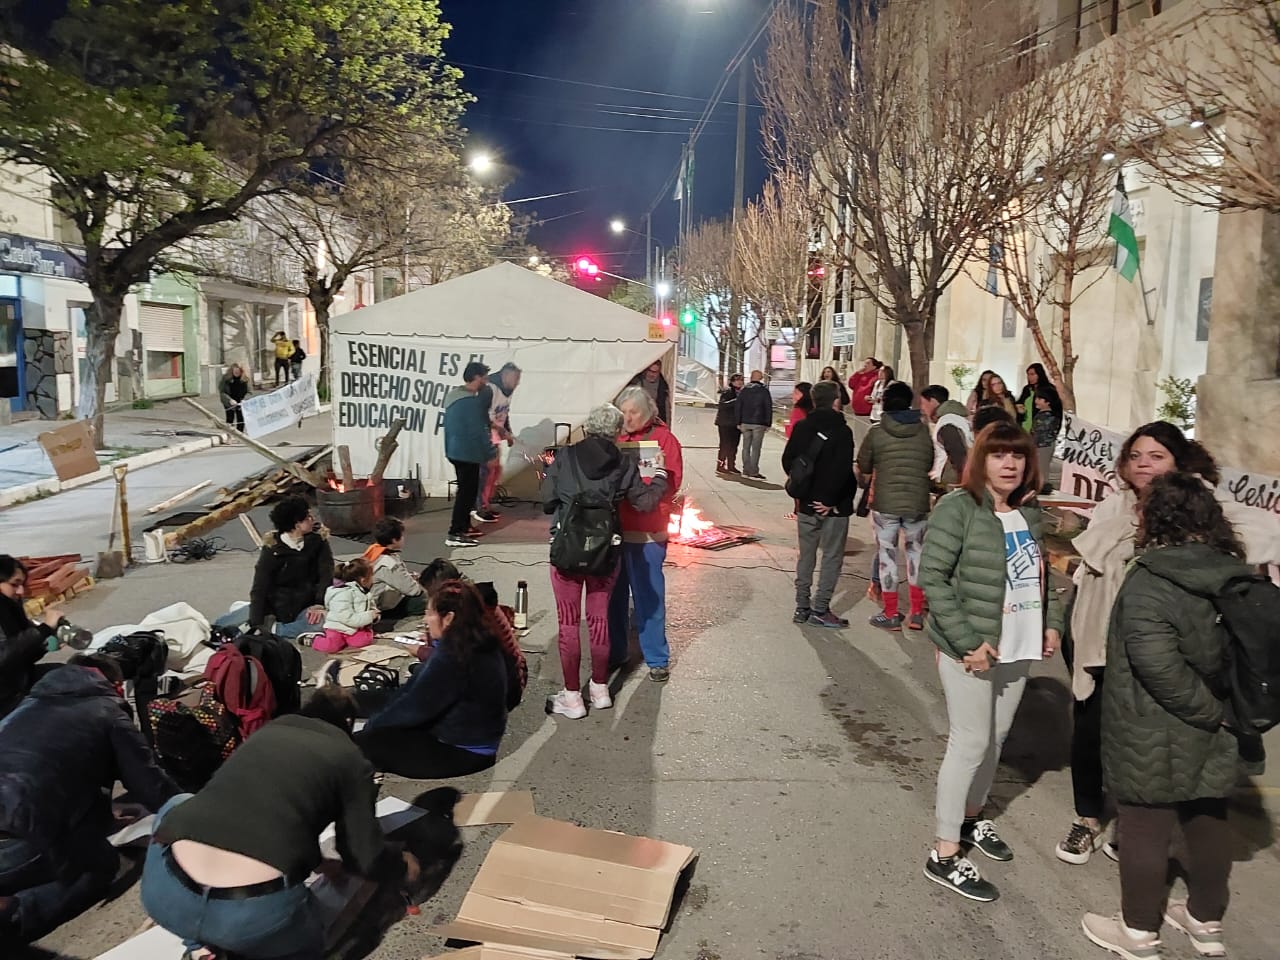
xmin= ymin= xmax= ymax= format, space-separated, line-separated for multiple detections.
xmin=669 ymin=501 xmax=715 ymax=542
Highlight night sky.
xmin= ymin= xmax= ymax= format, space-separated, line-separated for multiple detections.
xmin=440 ymin=0 xmax=771 ymax=277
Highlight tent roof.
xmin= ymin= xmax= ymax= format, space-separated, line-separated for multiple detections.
xmin=330 ymin=261 xmax=658 ymax=341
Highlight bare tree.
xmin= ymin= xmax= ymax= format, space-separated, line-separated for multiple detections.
xmin=989 ymin=49 xmax=1133 ymax=412
xmin=1129 ymin=0 xmax=1280 ymax=212
xmin=761 ymin=0 xmax=1054 ymax=388
xmin=734 ymin=170 xmax=812 ymax=371
xmin=677 ymin=219 xmax=743 ymax=380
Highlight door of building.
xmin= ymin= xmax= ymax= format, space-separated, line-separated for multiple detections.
xmin=138 ymin=301 xmax=186 ymax=393
xmin=0 ymin=298 xmax=23 ymax=413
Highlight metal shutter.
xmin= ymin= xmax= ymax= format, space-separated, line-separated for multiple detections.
xmin=138 ymin=302 xmax=186 ymax=352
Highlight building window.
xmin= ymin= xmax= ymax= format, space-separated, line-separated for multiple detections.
xmin=1195 ymin=278 xmax=1212 ymax=342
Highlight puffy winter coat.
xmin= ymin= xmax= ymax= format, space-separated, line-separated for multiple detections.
xmin=1101 ymin=543 xmax=1254 ymax=804
xmin=443 ymin=386 xmax=497 ymax=465
xmin=714 ymin=386 xmax=740 ymax=428
xmin=781 ymin=408 xmax=857 ymax=516
xmin=736 ymin=381 xmax=774 ymax=427
xmin=324 ymin=582 xmax=380 ymax=634
xmin=0 ymin=595 xmax=52 ymax=719
xmin=248 ymin=530 xmax=335 ymax=628
xmin=0 ymin=666 xmax=177 ymax=875
xmin=856 ymin=410 xmax=935 ymax=518
xmin=919 ymin=489 xmax=1065 ymax=660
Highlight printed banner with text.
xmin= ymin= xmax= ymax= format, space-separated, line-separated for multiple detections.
xmin=1057 ymin=411 xmax=1280 ymax=519
xmin=241 ymin=371 xmax=321 ymax=440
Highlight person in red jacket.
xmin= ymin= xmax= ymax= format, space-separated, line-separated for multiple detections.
xmin=847 ymin=357 xmax=883 ymax=445
xmin=608 ymin=386 xmax=684 ymax=682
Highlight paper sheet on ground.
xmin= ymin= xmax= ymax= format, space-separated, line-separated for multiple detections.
xmin=349 ymin=644 xmax=411 ymax=664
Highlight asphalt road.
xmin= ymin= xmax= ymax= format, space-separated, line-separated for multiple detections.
xmin=15 ymin=406 xmax=1280 ymax=960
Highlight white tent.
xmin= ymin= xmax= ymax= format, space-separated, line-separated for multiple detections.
xmin=331 ymin=262 xmax=673 ymax=494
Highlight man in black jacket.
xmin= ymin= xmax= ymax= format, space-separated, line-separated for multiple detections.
xmin=0 ymin=655 xmax=178 ymax=945
xmin=736 ymin=370 xmax=774 ymax=479
xmin=714 ymin=373 xmax=744 ymax=474
xmin=781 ymin=380 xmax=857 ymax=629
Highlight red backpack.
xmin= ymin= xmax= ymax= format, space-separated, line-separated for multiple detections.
xmin=203 ymin=643 xmax=276 ymax=739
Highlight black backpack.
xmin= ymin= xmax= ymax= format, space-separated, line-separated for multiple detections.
xmin=550 ymin=452 xmax=621 ymax=578
xmin=1212 ymin=574 xmax=1280 ymax=734
xmin=784 ymin=429 xmax=828 ymax=502
xmin=234 ymin=629 xmax=303 ymax=716
xmin=100 ymin=630 xmax=170 ymax=745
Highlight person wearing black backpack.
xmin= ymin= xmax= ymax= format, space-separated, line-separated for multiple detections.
xmin=1082 ymin=472 xmax=1261 ymax=960
xmin=781 ymin=380 xmax=857 ymax=629
xmin=542 ymin=404 xmax=670 ymax=720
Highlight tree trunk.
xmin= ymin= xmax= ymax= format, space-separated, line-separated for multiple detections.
xmin=76 ymin=292 xmax=126 ymax=448
xmin=904 ymin=321 xmax=930 ymax=392
xmin=310 ymin=289 xmax=334 ymax=402
xmin=1058 ymin=270 xmax=1078 ymax=412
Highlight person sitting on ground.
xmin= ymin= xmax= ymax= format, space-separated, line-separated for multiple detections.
xmin=920 ymin=385 xmax=974 ymax=489
xmin=351 ymin=580 xmax=509 ymax=780
xmin=217 ymin=496 xmax=334 ymax=639
xmin=314 ymin=558 xmax=379 ymax=655
xmin=542 ymin=402 xmax=670 ymax=719
xmin=362 ymin=518 xmax=427 ymax=619
xmin=0 ymin=555 xmax=69 ymax=719
xmin=219 ymin=364 xmax=251 ymax=433
xmin=417 ymin=558 xmax=461 ymax=596
xmin=140 ymin=686 xmax=419 ymax=960
xmin=473 ymin=582 xmax=527 ymax=710
xmin=0 ymin=654 xmax=179 ymax=946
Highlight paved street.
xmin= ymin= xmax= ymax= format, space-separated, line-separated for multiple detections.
xmin=11 ymin=406 xmax=1280 ymax=960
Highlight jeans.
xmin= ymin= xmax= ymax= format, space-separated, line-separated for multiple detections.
xmin=274 ymin=357 xmax=291 ymax=386
xmin=0 ymin=822 xmax=118 ymax=944
xmin=214 ymin=607 xmax=317 ymax=640
xmin=449 ymin=460 xmax=481 ymax=536
xmin=608 ymin=541 xmax=669 ymax=669
xmin=1070 ymin=669 xmax=1105 ymax=820
xmin=716 ymin=424 xmax=741 ymax=470
xmin=934 ymin=655 xmax=1030 ymax=841
xmin=551 ymin=566 xmax=619 ymax=690
xmin=141 ymin=795 xmax=324 ymax=960
xmin=795 ymin=513 xmax=849 ymax=614
xmin=1119 ymin=798 xmax=1232 ymax=932
xmin=739 ymin=424 xmax=768 ymax=476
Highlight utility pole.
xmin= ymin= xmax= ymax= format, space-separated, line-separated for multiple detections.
xmin=726 ymin=61 xmax=749 ymax=378
xmin=645 ymin=212 xmax=653 ymax=287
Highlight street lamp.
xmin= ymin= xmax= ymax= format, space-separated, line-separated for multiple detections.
xmin=655 ymin=281 xmax=672 ymax=298
xmin=468 ymin=152 xmax=494 ymax=175
xmin=609 ymin=218 xmax=626 ymax=235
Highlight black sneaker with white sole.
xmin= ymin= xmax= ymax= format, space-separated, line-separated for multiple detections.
xmin=961 ymin=817 xmax=1014 ymax=862
xmin=923 ymin=849 xmax=999 ymax=902
xmin=445 ymin=535 xmax=480 ymax=548
xmin=793 ymin=607 xmax=811 ymax=623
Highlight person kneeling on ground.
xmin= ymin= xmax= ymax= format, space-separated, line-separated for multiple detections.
xmin=351 ymin=580 xmax=508 ymax=780
xmin=217 ymin=496 xmax=334 ymax=639
xmin=362 ymin=517 xmax=427 ymax=620
xmin=0 ymin=655 xmax=179 ymax=946
xmin=315 ymin=558 xmax=379 ymax=654
xmin=141 ymin=687 xmax=419 ymax=960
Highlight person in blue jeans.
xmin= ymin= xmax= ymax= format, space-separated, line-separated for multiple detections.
xmin=608 ymin=387 xmax=684 ymax=682
xmin=0 ymin=654 xmax=178 ymax=946
xmin=140 ymin=687 xmax=418 ymax=960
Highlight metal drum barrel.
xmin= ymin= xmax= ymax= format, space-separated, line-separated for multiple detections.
xmin=315 ymin=482 xmax=384 ymax=536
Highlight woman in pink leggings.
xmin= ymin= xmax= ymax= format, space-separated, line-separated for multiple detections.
xmin=540 ymin=404 xmax=671 ymax=719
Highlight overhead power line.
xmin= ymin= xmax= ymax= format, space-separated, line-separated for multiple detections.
xmin=450 ymin=60 xmax=761 ymax=108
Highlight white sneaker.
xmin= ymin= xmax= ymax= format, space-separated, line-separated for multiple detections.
xmin=547 ymin=690 xmax=587 ymax=719
xmin=1081 ymin=913 xmax=1163 ymax=960
xmin=1165 ymin=900 xmax=1225 ymax=957
xmin=587 ymin=681 xmax=612 ymax=710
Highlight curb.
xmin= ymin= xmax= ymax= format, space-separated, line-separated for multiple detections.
xmin=0 ymin=435 xmax=228 ymax=509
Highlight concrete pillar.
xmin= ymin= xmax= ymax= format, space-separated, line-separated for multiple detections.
xmin=1197 ymin=210 xmax=1280 ymax=474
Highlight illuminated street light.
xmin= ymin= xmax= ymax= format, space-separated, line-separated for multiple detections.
xmin=468 ymin=153 xmax=494 ymax=175
xmin=610 ymin=219 xmax=626 ymax=234
xmin=655 ymin=281 xmax=672 ymax=298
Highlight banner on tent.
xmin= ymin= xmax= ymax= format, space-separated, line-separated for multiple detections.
xmin=1056 ymin=412 xmax=1280 ymax=518
xmin=241 ymin=372 xmax=320 ymax=439
xmin=333 ymin=334 xmax=668 ymax=490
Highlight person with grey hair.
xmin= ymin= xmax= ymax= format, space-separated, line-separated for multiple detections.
xmin=608 ymin=386 xmax=684 ymax=682
xmin=542 ymin=405 xmax=672 ymax=718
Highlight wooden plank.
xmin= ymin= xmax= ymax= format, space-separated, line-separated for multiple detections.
xmin=337 ymin=444 xmax=355 ymax=489
xmin=146 ymin=480 xmax=213 ymax=514
xmin=180 ymin=397 xmax=323 ymax=487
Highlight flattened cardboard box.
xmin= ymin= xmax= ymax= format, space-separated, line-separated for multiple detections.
xmin=436 ymin=815 xmax=697 ymax=960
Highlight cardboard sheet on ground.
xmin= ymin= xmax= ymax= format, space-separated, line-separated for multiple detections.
xmin=436 ymin=815 xmax=697 ymax=960
xmin=425 ymin=946 xmax=575 ymax=960
xmin=350 ymin=643 xmax=412 ymax=664
xmin=453 ymin=791 xmax=536 ymax=827
xmin=95 ymin=797 xmax=430 ymax=960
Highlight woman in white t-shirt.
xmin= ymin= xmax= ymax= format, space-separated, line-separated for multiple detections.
xmin=917 ymin=421 xmax=1064 ymax=903
xmin=867 ymin=364 xmax=894 ymax=424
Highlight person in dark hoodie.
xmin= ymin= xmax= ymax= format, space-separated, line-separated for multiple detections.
xmin=542 ymin=403 xmax=670 ymax=719
xmin=0 ymin=555 xmax=68 ymax=719
xmin=0 ymin=654 xmax=178 ymax=946
xmin=857 ymin=381 xmax=935 ymax=632
xmin=736 ymin=370 xmax=774 ymax=480
xmin=219 ymin=363 xmax=251 ymax=433
xmin=443 ymin=361 xmax=495 ymax=548
xmin=215 ymin=496 xmax=334 ymax=638
xmin=782 ymin=380 xmax=857 ymax=628
xmin=715 ymin=373 xmax=744 ymax=474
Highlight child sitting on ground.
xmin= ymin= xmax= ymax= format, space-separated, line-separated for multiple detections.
xmin=315 ymin=558 xmax=379 ymax=654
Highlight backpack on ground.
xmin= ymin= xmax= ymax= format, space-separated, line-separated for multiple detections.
xmin=235 ymin=629 xmax=303 ymax=715
xmin=100 ymin=629 xmax=171 ymax=746
xmin=1212 ymin=574 xmax=1280 ymax=734
xmin=148 ymin=685 xmax=240 ymax=792
xmin=550 ymin=453 xmax=621 ymax=578
xmin=784 ymin=430 xmax=828 ymax=502
xmin=204 ymin=643 xmax=276 ymax=739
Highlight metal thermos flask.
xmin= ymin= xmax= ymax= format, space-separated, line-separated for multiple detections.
xmin=514 ymin=581 xmax=529 ymax=630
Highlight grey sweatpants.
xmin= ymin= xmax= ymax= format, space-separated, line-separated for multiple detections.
xmin=934 ymin=654 xmax=1031 ymax=842
xmin=795 ymin=513 xmax=849 ymax=613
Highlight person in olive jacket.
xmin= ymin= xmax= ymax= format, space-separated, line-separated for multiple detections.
xmin=1081 ymin=472 xmax=1257 ymax=960
xmin=856 ymin=381 xmax=935 ymax=631
xmin=918 ymin=421 xmax=1063 ymax=904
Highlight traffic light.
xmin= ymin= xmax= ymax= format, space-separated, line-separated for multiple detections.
xmin=573 ymin=256 xmax=600 ymax=277
xmin=679 ymin=307 xmax=697 ymax=327
xmin=659 ymin=315 xmax=673 ymax=327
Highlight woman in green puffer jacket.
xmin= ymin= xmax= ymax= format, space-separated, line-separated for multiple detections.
xmin=1081 ymin=472 xmax=1257 ymax=960
xmin=919 ymin=421 xmax=1064 ymax=904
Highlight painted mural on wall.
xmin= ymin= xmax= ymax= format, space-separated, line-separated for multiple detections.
xmin=23 ymin=328 xmax=71 ymax=418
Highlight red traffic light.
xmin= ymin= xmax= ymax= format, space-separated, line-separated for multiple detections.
xmin=575 ymin=256 xmax=600 ymax=277
xmin=660 ymin=315 xmax=673 ymax=327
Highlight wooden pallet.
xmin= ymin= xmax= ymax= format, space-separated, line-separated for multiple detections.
xmin=23 ymin=574 xmax=95 ymax=618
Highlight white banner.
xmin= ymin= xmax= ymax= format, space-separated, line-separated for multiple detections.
xmin=241 ymin=371 xmax=320 ymax=440
xmin=1056 ymin=411 xmax=1280 ymax=519
xmin=332 ymin=335 xmax=668 ymax=493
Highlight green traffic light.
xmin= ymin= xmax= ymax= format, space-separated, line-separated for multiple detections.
xmin=680 ymin=308 xmax=696 ymax=326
